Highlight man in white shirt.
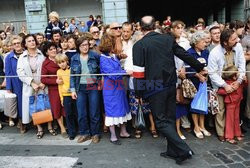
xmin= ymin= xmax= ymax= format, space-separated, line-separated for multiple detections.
xmin=208 ymin=29 xmax=246 ymax=141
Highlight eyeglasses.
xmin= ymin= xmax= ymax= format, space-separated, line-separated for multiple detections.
xmin=111 ymin=27 xmax=122 ymax=30
xmin=80 ymin=43 xmax=89 ymax=47
xmin=13 ymin=42 xmax=21 ymax=45
xmin=91 ymin=31 xmax=100 ymax=34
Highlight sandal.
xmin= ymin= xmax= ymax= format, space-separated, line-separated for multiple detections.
xmin=48 ymin=129 xmax=57 ymax=136
xmin=151 ymin=130 xmax=159 ymax=138
xmin=37 ymin=131 xmax=44 ymax=139
xmin=226 ymin=139 xmax=238 ymax=144
xmin=236 ymin=136 xmax=243 ymax=141
xmin=135 ymin=130 xmax=142 ymax=139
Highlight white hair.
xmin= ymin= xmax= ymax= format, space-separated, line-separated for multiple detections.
xmin=190 ymin=30 xmax=207 ymax=47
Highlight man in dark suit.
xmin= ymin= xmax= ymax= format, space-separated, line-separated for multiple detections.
xmin=132 ymin=16 xmax=207 ymax=165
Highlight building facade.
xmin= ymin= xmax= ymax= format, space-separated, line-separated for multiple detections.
xmin=0 ymin=0 xmax=248 ymax=34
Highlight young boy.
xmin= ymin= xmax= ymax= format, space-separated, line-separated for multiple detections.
xmin=217 ymin=65 xmax=246 ymax=144
xmin=55 ymin=54 xmax=77 ymax=140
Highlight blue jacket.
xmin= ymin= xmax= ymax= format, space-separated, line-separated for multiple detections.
xmin=5 ymin=51 xmax=23 ymax=92
xmin=100 ymin=53 xmax=129 ymax=117
xmin=186 ymin=47 xmax=209 ymax=89
xmin=70 ymin=51 xmax=100 ymax=92
xmin=5 ymin=51 xmax=23 ymax=118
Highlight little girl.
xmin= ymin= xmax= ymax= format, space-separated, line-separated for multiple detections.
xmin=55 ymin=53 xmax=77 ymax=140
xmin=217 ymin=65 xmax=246 ymax=144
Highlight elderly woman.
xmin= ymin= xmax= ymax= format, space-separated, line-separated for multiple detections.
xmin=99 ymin=34 xmax=132 ymax=145
xmin=186 ymin=31 xmax=211 ymax=139
xmin=5 ymin=35 xmax=25 ymax=132
xmin=17 ymin=34 xmax=53 ymax=139
xmin=70 ymin=36 xmax=101 ymax=144
xmin=41 ymin=41 xmax=67 ymax=138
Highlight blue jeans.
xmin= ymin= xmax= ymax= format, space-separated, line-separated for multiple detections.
xmin=63 ymin=96 xmax=77 ymax=137
xmin=76 ymin=84 xmax=100 ymax=136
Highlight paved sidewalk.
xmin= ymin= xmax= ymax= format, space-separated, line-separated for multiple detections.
xmin=0 ymin=123 xmax=249 ymax=168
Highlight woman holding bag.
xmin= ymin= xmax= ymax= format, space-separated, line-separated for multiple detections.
xmin=186 ymin=31 xmax=211 ymax=139
xmin=41 ymin=41 xmax=67 ymax=138
xmin=17 ymin=34 xmax=54 ymax=139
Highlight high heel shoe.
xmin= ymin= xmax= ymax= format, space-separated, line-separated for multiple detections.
xmin=194 ymin=129 xmax=204 ymax=139
xmin=200 ymin=128 xmax=211 ymax=136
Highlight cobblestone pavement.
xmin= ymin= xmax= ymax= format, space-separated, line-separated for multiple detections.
xmin=0 ymin=122 xmax=249 ymax=168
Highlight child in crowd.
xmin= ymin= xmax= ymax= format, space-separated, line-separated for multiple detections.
xmin=55 ymin=54 xmax=77 ymax=140
xmin=217 ymin=65 xmax=247 ymax=144
xmin=45 ymin=11 xmax=64 ymax=40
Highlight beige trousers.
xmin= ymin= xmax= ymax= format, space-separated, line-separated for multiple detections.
xmin=215 ymin=94 xmax=225 ymax=136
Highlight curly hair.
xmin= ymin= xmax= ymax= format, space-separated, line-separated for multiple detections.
xmin=98 ymin=33 xmax=115 ymax=53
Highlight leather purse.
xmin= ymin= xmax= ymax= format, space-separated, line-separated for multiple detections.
xmin=32 ymin=109 xmax=53 ymax=125
xmin=176 ymin=85 xmax=190 ymax=104
xmin=181 ymin=79 xmax=197 ymax=99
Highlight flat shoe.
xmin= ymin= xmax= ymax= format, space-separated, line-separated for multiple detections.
xmin=110 ymin=140 xmax=121 ymax=145
xmin=236 ymin=136 xmax=243 ymax=141
xmin=200 ymin=128 xmax=211 ymax=136
xmin=61 ymin=132 xmax=68 ymax=139
xmin=180 ymin=135 xmax=186 ymax=140
xmin=9 ymin=120 xmax=14 ymax=127
xmin=0 ymin=123 xmax=2 ymax=129
xmin=226 ymin=139 xmax=238 ymax=144
xmin=120 ymin=135 xmax=131 ymax=138
xmin=194 ymin=130 xmax=204 ymax=139
xmin=151 ymin=130 xmax=159 ymax=138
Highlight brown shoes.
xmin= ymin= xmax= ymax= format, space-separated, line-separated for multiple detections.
xmin=218 ymin=136 xmax=225 ymax=142
xmin=92 ymin=135 xmax=100 ymax=144
xmin=77 ymin=135 xmax=91 ymax=143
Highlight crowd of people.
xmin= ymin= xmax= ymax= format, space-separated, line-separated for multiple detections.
xmin=0 ymin=11 xmax=249 ymax=162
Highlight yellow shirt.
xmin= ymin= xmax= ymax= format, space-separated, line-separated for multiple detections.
xmin=57 ymin=68 xmax=71 ymax=103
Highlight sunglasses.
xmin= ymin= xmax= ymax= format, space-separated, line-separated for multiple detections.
xmin=91 ymin=31 xmax=100 ymax=34
xmin=111 ymin=26 xmax=122 ymax=30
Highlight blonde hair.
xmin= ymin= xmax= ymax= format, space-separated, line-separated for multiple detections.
xmin=49 ymin=11 xmax=59 ymax=21
xmin=10 ymin=35 xmax=22 ymax=45
xmin=55 ymin=53 xmax=68 ymax=64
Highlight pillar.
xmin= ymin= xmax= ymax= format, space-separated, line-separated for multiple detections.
xmin=24 ymin=0 xmax=47 ymax=34
xmin=102 ymin=0 xmax=128 ymax=24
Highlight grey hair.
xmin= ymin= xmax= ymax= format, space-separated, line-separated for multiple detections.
xmin=190 ymin=30 xmax=207 ymax=47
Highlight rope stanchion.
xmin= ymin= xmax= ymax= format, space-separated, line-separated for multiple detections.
xmin=1 ymin=70 xmax=249 ymax=78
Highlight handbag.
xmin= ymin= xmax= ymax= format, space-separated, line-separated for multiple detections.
xmin=190 ymin=82 xmax=208 ymax=114
xmin=181 ymin=79 xmax=197 ymax=99
xmin=29 ymin=93 xmax=53 ymax=125
xmin=4 ymin=92 xmax=17 ymax=118
xmin=32 ymin=109 xmax=53 ymax=125
xmin=176 ymin=85 xmax=190 ymax=104
xmin=208 ymin=88 xmax=220 ymax=115
xmin=135 ymin=103 xmax=146 ymax=130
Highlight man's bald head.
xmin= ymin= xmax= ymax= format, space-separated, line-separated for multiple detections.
xmin=140 ymin=16 xmax=155 ymax=31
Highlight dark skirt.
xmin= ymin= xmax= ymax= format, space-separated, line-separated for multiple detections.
xmin=176 ymin=104 xmax=188 ymax=119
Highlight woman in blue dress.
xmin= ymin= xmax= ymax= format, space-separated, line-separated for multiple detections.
xmin=99 ymin=34 xmax=132 ymax=145
xmin=186 ymin=31 xmax=211 ymax=139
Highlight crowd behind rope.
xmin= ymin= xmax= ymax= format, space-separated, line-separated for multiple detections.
xmin=0 ymin=12 xmax=249 ymax=146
